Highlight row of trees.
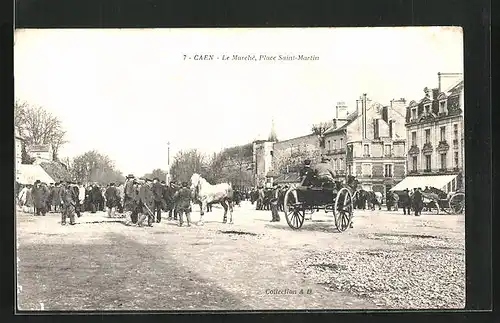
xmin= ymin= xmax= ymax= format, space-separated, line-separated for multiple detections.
xmin=160 ymin=147 xmax=254 ymax=188
xmin=15 ymin=100 xmax=126 ymax=185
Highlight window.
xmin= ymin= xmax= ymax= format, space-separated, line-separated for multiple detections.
xmin=453 ymin=124 xmax=459 ymax=140
xmin=425 ymin=155 xmax=431 ymax=171
xmin=363 ymin=144 xmax=369 ymax=156
xmin=425 ymin=129 xmax=431 ymax=144
xmin=440 ymin=153 xmax=447 ymax=170
xmin=411 ymin=131 xmax=417 ymax=146
xmin=454 ymin=152 xmax=459 ymax=167
xmin=340 ymin=138 xmax=343 ymax=148
xmin=339 ymin=158 xmax=343 ymax=170
xmin=333 ymin=140 xmax=337 ymax=150
xmin=412 ymin=156 xmax=418 ymax=172
xmin=362 ymin=164 xmax=371 ymax=176
xmin=384 ymin=144 xmax=391 ymax=156
xmin=439 ymin=101 xmax=446 ymax=113
xmin=424 ymin=104 xmax=431 ymax=114
xmin=411 ymin=108 xmax=417 ymax=120
xmin=327 ymin=140 xmax=331 ymax=151
xmin=270 ymin=151 xmax=274 ymax=157
xmin=440 ymin=126 xmax=446 ymax=142
xmin=333 ymin=159 xmax=337 ymax=170
xmin=384 ymin=164 xmax=393 ymax=177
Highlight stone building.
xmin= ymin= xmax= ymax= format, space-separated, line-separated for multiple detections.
xmin=341 ymin=94 xmax=407 ymax=194
xmin=391 ymin=73 xmax=464 ymax=193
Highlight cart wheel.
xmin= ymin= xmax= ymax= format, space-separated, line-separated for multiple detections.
xmin=449 ymin=192 xmax=465 ymax=214
xmin=284 ymin=188 xmax=305 ymax=229
xmin=334 ymin=188 xmax=353 ymax=232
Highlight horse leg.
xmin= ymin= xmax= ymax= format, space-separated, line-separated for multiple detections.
xmin=198 ymin=200 xmax=206 ymax=225
xmin=221 ymin=200 xmax=228 ymax=223
xmin=228 ymin=200 xmax=234 ymax=224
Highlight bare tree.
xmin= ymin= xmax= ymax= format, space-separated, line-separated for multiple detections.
xmin=170 ymin=149 xmax=208 ymax=183
xmin=143 ymin=168 xmax=168 ymax=181
xmin=69 ymin=150 xmax=124 ymax=184
xmin=311 ymin=121 xmax=333 ymax=148
xmin=14 ymin=99 xmax=68 ymax=160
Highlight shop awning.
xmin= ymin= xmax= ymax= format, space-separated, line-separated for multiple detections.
xmin=390 ymin=174 xmax=457 ymax=192
xmin=15 ymin=164 xmax=55 ymax=185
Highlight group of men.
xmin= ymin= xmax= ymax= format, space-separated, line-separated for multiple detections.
xmin=17 ymin=180 xmax=84 ymax=225
xmin=16 ymin=174 xmax=197 ymax=227
xmin=120 ymin=175 xmax=194 ymax=227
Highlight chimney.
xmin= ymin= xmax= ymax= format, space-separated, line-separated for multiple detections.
xmin=432 ymin=88 xmax=439 ymax=100
xmin=332 ymin=119 xmax=337 ymax=129
xmin=438 ymin=72 xmax=441 ymax=92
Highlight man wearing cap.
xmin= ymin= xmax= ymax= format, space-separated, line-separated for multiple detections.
xmin=173 ymin=181 xmax=193 ymax=227
xmin=152 ymin=177 xmax=164 ymax=223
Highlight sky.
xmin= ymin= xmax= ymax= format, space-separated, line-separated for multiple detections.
xmin=14 ymin=27 xmax=463 ymax=176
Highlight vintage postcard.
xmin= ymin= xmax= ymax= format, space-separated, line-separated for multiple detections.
xmin=14 ymin=27 xmax=465 ymax=311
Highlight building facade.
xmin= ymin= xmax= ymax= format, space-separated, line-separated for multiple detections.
xmin=405 ymin=76 xmax=464 ymax=192
xmin=344 ymin=94 xmax=407 ymax=194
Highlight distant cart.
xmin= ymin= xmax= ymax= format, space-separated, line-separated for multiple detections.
xmin=420 ymin=188 xmax=465 ymax=215
xmin=283 ymin=185 xmax=354 ymax=232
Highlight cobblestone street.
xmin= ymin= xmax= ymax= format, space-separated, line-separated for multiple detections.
xmin=16 ymin=201 xmax=465 ymax=311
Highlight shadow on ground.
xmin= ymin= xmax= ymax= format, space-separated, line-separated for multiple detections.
xmin=265 ymin=221 xmax=341 ymax=234
xmin=17 ymin=232 xmax=245 ymax=311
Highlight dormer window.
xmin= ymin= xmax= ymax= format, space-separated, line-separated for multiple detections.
xmin=439 ymin=100 xmax=447 ymax=114
xmin=411 ymin=108 xmax=417 ymax=120
xmin=424 ymin=104 xmax=431 ymax=114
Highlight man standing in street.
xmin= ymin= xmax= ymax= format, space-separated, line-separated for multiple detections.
xmin=124 ymin=174 xmax=137 ymax=223
xmin=152 ymin=177 xmax=164 ymax=223
xmin=269 ymin=184 xmax=281 ymax=222
xmin=60 ymin=181 xmax=76 ymax=225
xmin=173 ymin=181 xmax=193 ymax=227
xmin=105 ymin=182 xmax=120 ymax=218
xmin=400 ymin=189 xmax=410 ymax=215
xmin=412 ymin=187 xmax=423 ymax=216
xmin=137 ymin=179 xmax=154 ymax=227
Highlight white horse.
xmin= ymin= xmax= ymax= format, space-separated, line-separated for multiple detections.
xmin=190 ymin=173 xmax=234 ymax=225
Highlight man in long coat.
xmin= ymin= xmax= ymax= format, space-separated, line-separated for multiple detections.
xmin=123 ymin=175 xmax=136 ymax=215
xmin=60 ymin=181 xmax=76 ymax=225
xmin=105 ymin=182 xmax=120 ymax=217
xmin=137 ymin=179 xmax=154 ymax=227
xmin=90 ymin=184 xmax=102 ymax=213
xmin=151 ymin=178 xmax=164 ymax=223
xmin=51 ymin=182 xmax=62 ymax=213
xmin=172 ymin=181 xmax=193 ymax=227
xmin=32 ymin=180 xmax=50 ymax=216
xmin=166 ymin=181 xmax=179 ymax=221
xmin=412 ymin=187 xmax=424 ymax=216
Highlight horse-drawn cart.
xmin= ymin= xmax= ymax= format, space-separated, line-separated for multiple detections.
xmin=421 ymin=189 xmax=465 ymax=215
xmin=283 ymin=185 xmax=354 ymax=232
